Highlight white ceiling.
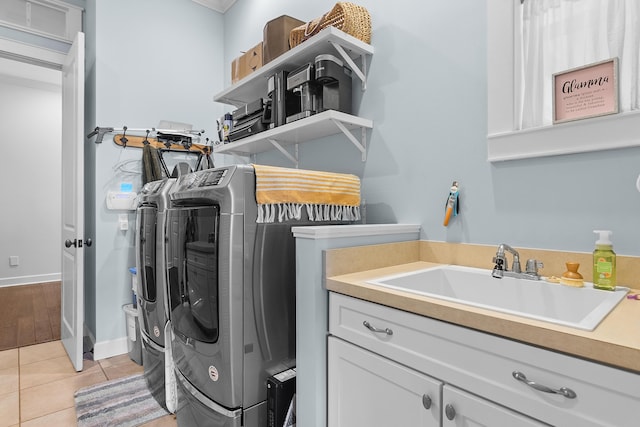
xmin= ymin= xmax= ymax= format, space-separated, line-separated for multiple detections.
xmin=191 ymin=0 xmax=237 ymax=13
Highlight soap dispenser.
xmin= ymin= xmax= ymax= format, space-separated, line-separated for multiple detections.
xmin=593 ymin=230 xmax=616 ymax=291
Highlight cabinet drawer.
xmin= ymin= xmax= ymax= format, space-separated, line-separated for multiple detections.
xmin=443 ymin=385 xmax=547 ymax=427
xmin=329 ymin=292 xmax=640 ymax=427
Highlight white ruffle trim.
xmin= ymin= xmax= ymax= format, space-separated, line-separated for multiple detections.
xmin=257 ymin=203 xmax=361 ymax=223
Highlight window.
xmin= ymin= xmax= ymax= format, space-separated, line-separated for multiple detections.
xmin=0 ymin=0 xmax=82 ymax=44
xmin=487 ymin=0 xmax=640 ymax=162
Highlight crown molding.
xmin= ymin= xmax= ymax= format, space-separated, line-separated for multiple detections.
xmin=191 ymin=0 xmax=237 ymax=13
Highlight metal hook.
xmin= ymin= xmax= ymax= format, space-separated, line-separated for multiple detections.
xmin=142 ymin=129 xmax=151 ymax=145
xmin=182 ymin=137 xmax=193 ymax=150
xmin=204 ymin=139 xmax=214 ymax=168
xmin=119 ymin=126 xmax=128 ymax=147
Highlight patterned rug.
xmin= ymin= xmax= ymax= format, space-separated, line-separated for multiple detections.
xmin=74 ymin=373 xmax=169 ymax=427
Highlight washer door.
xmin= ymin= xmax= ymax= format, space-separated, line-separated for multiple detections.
xmin=137 ymin=205 xmax=166 ymax=346
xmin=138 ymin=205 xmax=157 ymax=303
xmin=166 ymin=205 xmax=220 ymax=344
xmin=166 ymin=204 xmax=245 ymax=410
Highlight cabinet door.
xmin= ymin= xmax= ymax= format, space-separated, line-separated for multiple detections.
xmin=328 ymin=336 xmax=441 ymax=427
xmin=442 ymin=385 xmax=549 ymax=427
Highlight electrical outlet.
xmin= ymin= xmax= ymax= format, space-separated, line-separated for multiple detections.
xmin=9 ymin=256 xmax=19 ymax=266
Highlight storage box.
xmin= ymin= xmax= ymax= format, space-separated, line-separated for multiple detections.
xmin=263 ymin=15 xmax=304 ymax=64
xmin=267 ymin=368 xmax=296 ymax=427
xmin=231 ymin=41 xmax=263 ymax=84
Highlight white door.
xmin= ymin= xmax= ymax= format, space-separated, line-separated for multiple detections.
xmin=61 ymin=32 xmax=85 ymax=372
xmin=328 ymin=336 xmax=442 ymax=427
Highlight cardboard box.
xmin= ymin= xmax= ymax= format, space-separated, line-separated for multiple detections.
xmin=231 ymin=41 xmax=263 ymax=84
xmin=263 ymin=15 xmax=304 ymax=64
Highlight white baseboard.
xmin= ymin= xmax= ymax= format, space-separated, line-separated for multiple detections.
xmin=0 ymin=273 xmax=61 ymax=287
xmin=93 ymin=337 xmax=129 ymax=361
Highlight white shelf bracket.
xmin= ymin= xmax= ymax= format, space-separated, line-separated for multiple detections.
xmin=267 ymin=138 xmax=299 ymax=167
xmin=330 ymin=41 xmax=368 ymax=90
xmin=332 ymin=119 xmax=367 ymax=161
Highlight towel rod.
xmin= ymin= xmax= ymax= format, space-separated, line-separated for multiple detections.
xmin=87 ymin=125 xmax=210 ymax=154
xmin=111 ymin=134 xmax=211 ymax=154
xmin=87 ymin=126 xmax=204 ymax=143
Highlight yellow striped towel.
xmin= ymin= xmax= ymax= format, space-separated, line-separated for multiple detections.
xmin=252 ymin=164 xmax=361 ymax=223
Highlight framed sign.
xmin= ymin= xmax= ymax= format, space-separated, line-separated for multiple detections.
xmin=552 ymin=58 xmax=619 ymax=124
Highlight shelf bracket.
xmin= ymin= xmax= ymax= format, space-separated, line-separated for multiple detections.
xmin=267 ymin=138 xmax=299 ymax=167
xmin=330 ymin=41 xmax=368 ymax=91
xmin=331 ymin=119 xmax=367 ymax=162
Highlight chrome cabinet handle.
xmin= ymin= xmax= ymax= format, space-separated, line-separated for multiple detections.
xmin=362 ymin=320 xmax=393 ymax=336
xmin=422 ymin=394 xmax=432 ymax=410
xmin=445 ymin=403 xmax=456 ymax=420
xmin=512 ymin=371 xmax=577 ymax=399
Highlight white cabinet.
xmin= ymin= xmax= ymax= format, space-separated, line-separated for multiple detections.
xmin=328 ymin=336 xmax=442 ymax=427
xmin=328 ymin=336 xmax=547 ymax=427
xmin=328 ymin=292 xmax=640 ymax=427
xmin=293 ymin=224 xmax=421 ymax=427
xmin=213 ymin=28 xmax=374 ymax=166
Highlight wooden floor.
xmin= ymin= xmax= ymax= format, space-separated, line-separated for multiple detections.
xmin=0 ymin=281 xmax=61 ymax=351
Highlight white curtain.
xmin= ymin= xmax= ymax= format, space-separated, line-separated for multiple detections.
xmin=519 ymin=0 xmax=640 ymax=129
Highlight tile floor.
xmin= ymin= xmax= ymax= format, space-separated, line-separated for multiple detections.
xmin=0 ymin=340 xmax=177 ymax=427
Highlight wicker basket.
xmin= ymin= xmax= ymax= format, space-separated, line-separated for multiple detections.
xmin=289 ymin=2 xmax=371 ymax=48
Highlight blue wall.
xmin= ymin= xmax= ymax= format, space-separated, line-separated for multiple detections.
xmin=85 ymin=0 xmax=224 ymax=346
xmin=81 ymin=0 xmax=640 ymax=350
xmin=223 ymin=0 xmax=640 ymax=256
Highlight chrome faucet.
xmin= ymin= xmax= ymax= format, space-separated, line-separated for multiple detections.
xmin=492 ymin=243 xmax=543 ymax=280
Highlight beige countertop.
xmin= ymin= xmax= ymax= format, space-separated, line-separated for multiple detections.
xmin=325 ymin=242 xmax=640 ymax=374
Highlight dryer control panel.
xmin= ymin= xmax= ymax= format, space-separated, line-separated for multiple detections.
xmin=200 ymin=169 xmax=228 ymax=187
xmin=174 ymin=167 xmax=230 ymax=192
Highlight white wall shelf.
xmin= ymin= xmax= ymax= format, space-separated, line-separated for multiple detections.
xmin=213 ymin=110 xmax=372 ymax=167
xmin=214 ymin=27 xmax=374 ymax=107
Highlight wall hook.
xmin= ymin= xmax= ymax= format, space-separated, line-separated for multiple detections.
xmin=142 ymin=129 xmax=150 ymax=145
xmin=120 ymin=126 xmax=128 ymax=147
xmin=443 ymin=181 xmax=460 ymax=226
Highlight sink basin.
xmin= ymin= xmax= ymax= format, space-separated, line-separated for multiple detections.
xmin=366 ymin=265 xmax=628 ymax=331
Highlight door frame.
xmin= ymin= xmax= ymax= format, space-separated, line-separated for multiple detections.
xmin=0 ymin=38 xmax=66 ymax=70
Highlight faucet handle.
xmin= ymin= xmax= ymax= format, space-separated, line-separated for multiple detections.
xmin=511 ymin=256 xmax=522 ymax=274
xmin=525 ymin=259 xmax=543 ymax=275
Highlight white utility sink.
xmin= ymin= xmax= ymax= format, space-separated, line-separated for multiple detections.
xmin=366 ymin=265 xmax=628 ymax=331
